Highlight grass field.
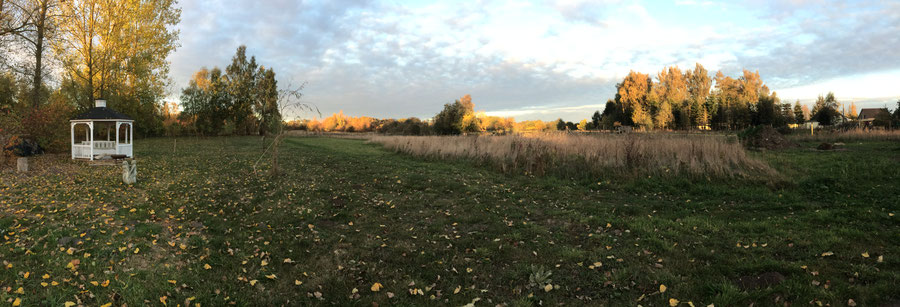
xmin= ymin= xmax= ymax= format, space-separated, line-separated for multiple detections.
xmin=1 ymin=136 xmax=898 ymax=306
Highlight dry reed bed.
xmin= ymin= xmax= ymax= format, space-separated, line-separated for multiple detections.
xmin=788 ymin=128 xmax=900 ymax=142
xmin=369 ymin=133 xmax=777 ymax=178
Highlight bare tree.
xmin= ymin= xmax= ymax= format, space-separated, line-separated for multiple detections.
xmin=16 ymin=0 xmax=58 ymax=107
xmin=0 ymin=0 xmax=32 ymax=38
xmin=252 ymin=81 xmax=318 ymax=176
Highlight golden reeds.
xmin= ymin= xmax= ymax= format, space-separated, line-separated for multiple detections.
xmin=368 ymin=133 xmax=776 ymax=178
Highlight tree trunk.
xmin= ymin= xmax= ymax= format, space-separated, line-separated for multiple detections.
xmin=31 ymin=0 xmax=47 ymax=108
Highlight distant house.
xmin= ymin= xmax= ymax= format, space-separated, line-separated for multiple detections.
xmin=857 ymin=108 xmax=890 ymax=127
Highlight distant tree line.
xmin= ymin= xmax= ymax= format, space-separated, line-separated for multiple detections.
xmin=585 ymin=64 xmax=900 ymax=131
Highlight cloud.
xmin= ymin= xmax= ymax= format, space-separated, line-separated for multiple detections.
xmin=167 ymin=0 xmax=900 ymax=121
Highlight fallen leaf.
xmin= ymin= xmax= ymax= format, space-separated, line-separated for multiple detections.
xmin=862 ymin=252 xmax=869 ymax=258
xmin=670 ymin=298 xmax=680 ymax=306
xmin=12 ymin=298 xmax=21 ymax=307
xmin=660 ymin=284 xmax=667 ymax=293
xmin=266 ymin=274 xmax=276 ymax=279
xmin=544 ymin=284 xmax=553 ymax=292
xmin=821 ymin=251 xmax=834 ymax=257
xmin=64 ymin=302 xmax=76 ymax=307
xmin=160 ymin=296 xmax=167 ymax=306
xmin=371 ymin=282 xmax=383 ymax=292
xmin=295 ymin=280 xmax=303 ymax=285
xmin=250 ymin=279 xmax=258 ymax=286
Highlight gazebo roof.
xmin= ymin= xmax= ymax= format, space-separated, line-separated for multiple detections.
xmin=72 ymin=106 xmax=133 ymax=121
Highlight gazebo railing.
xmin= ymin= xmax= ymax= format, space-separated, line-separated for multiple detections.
xmin=118 ymin=144 xmax=133 ymax=157
xmin=73 ymin=144 xmax=92 ymax=159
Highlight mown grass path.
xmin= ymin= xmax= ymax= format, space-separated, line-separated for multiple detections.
xmin=1 ymin=136 xmax=897 ymax=306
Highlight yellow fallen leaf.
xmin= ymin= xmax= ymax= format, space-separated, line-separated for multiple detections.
xmin=294 ymin=280 xmax=303 ymax=285
xmin=204 ymin=263 xmax=211 ymax=270
xmin=266 ymin=274 xmax=277 ymax=279
xmin=862 ymin=252 xmax=870 ymax=258
xmin=283 ymin=258 xmax=293 ymax=263
xmin=66 ymin=247 xmax=75 ymax=255
xmin=371 ymin=282 xmax=383 ymax=292
xmin=90 ymin=281 xmax=99 ymax=286
xmin=15 ymin=287 xmax=24 ymax=294
xmin=261 ymin=260 xmax=268 ymax=266
xmin=160 ymin=296 xmax=167 ymax=306
xmin=101 ymin=279 xmax=110 ymax=287
xmin=670 ymin=298 xmax=680 ymax=306
xmin=41 ymin=282 xmax=48 ymax=287
xmin=12 ymin=298 xmax=21 ymax=307
xmin=64 ymin=302 xmax=76 ymax=307
xmin=877 ymin=255 xmax=883 ymax=263
xmin=660 ymin=284 xmax=667 ymax=293
xmin=168 ymin=279 xmax=176 ymax=284
xmin=134 ymin=248 xmax=140 ymax=254
xmin=543 ymin=284 xmax=553 ymax=292
xmin=42 ymin=274 xmax=50 ymax=279
xmin=821 ymin=251 xmax=834 ymax=257
xmin=454 ymin=286 xmax=461 ymax=294
xmin=593 ymin=261 xmax=602 ymax=267
xmin=23 ymin=272 xmax=29 ymax=279
xmin=250 ymin=279 xmax=258 ymax=286
xmin=51 ymin=281 xmax=59 ymax=286
xmin=100 ymin=303 xmax=112 ymax=307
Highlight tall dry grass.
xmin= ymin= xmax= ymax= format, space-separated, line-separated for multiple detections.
xmin=368 ymin=133 xmax=777 ymax=179
xmin=787 ymin=128 xmax=900 ymax=142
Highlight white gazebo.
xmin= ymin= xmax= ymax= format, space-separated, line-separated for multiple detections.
xmin=70 ymin=99 xmax=134 ymax=160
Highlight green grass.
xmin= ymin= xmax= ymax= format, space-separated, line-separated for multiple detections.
xmin=1 ymin=136 xmax=898 ymax=306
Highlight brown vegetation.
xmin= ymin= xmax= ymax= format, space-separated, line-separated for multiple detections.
xmin=788 ymin=128 xmax=900 ymax=142
xmin=369 ymin=133 xmax=776 ymax=178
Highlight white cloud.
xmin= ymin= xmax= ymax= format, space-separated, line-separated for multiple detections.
xmin=167 ymin=0 xmax=900 ymax=121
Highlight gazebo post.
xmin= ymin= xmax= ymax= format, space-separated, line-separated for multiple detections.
xmin=116 ymin=121 xmax=120 ymax=154
xmin=70 ymin=122 xmax=75 ymax=159
xmin=89 ymin=121 xmax=94 ymax=161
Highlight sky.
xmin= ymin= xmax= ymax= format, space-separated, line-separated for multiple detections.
xmin=167 ymin=0 xmax=900 ymax=121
